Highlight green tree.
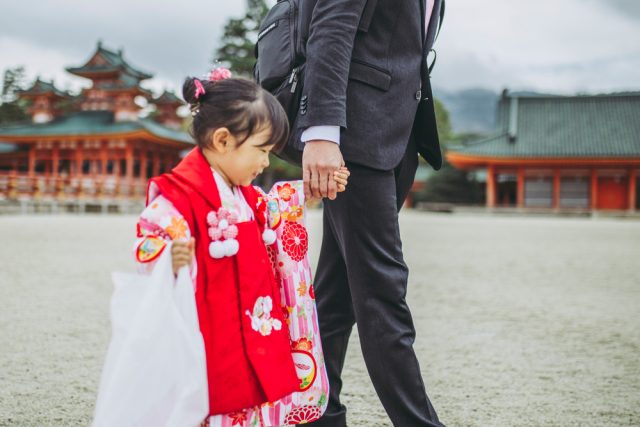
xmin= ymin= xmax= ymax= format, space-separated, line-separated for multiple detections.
xmin=414 ymin=100 xmax=486 ymax=206
xmin=216 ymin=0 xmax=269 ymax=76
xmin=1 ymin=66 xmax=26 ymax=101
xmin=0 ymin=66 xmax=28 ymax=124
xmin=434 ymin=97 xmax=453 ymax=145
xmin=414 ymin=158 xmax=485 ymax=205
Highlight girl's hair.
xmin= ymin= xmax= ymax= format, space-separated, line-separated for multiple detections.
xmin=182 ymin=77 xmax=289 ymax=152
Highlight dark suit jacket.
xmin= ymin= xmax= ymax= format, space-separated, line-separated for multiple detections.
xmin=294 ymin=0 xmax=444 ymax=171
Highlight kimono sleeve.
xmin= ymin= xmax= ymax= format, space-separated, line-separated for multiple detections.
xmin=134 ymin=194 xmax=194 ymax=276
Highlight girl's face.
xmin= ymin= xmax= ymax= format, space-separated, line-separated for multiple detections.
xmin=206 ymin=126 xmax=274 ymax=187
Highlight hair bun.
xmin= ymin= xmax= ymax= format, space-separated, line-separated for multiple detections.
xmin=182 ymin=77 xmax=204 ymax=105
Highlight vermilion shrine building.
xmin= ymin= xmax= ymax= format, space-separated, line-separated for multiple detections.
xmin=447 ymin=91 xmax=640 ymax=212
xmin=0 ymin=42 xmax=193 ymax=210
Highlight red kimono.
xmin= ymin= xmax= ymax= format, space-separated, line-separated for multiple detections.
xmin=149 ymin=148 xmax=299 ymax=415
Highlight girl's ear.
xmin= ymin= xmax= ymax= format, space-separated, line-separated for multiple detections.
xmin=210 ymin=128 xmax=233 ymax=153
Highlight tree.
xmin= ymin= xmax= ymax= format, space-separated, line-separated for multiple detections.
xmin=216 ymin=0 xmax=269 ymax=76
xmin=434 ymin=97 xmax=453 ymax=145
xmin=2 ymin=66 xmax=26 ymax=101
xmin=0 ymin=66 xmax=28 ymax=124
xmin=413 ymin=158 xmax=485 ymax=205
xmin=414 ymin=100 xmax=486 ymax=206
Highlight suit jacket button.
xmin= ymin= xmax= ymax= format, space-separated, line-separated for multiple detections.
xmin=415 ymin=90 xmax=422 ymax=100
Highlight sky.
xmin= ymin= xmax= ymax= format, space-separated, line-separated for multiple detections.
xmin=0 ymin=0 xmax=639 ymax=97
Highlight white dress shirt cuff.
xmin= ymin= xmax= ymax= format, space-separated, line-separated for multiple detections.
xmin=301 ymin=126 xmax=341 ymax=145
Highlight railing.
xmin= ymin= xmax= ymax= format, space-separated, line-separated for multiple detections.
xmin=0 ymin=173 xmax=147 ymax=202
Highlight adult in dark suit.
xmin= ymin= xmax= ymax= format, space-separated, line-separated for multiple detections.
xmin=295 ymin=0 xmax=447 ymax=426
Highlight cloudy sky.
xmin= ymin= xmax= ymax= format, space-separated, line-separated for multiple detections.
xmin=1 ymin=0 xmax=639 ymax=96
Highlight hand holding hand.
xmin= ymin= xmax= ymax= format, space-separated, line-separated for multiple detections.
xmin=303 ymin=140 xmax=344 ymax=200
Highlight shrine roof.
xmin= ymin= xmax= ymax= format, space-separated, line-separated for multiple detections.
xmin=19 ymin=78 xmax=69 ymax=98
xmin=447 ymin=91 xmax=640 ymax=159
xmin=0 ymin=111 xmax=193 ymax=145
xmin=65 ymin=41 xmax=153 ymax=81
xmin=154 ymin=91 xmax=183 ymax=105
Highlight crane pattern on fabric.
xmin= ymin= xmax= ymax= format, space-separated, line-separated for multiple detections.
xmin=135 ymin=179 xmax=328 ymax=427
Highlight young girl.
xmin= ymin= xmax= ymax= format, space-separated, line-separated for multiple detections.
xmin=134 ymin=71 xmax=348 ymax=426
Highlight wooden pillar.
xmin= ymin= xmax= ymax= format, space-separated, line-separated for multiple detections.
xmin=590 ymin=169 xmax=598 ymax=210
xmin=552 ymin=169 xmax=561 ymax=209
xmin=28 ymin=145 xmax=36 ymax=177
xmin=51 ymin=144 xmax=60 ymax=178
xmin=114 ymin=155 xmax=121 ymax=176
xmin=486 ymin=164 xmax=496 ymax=208
xmin=516 ymin=167 xmax=525 ymax=208
xmin=125 ymin=143 xmax=134 ymax=181
xmin=100 ymin=141 xmax=108 ymax=176
xmin=629 ymin=168 xmax=637 ymax=212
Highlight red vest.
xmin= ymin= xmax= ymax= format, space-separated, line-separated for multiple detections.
xmin=149 ymin=148 xmax=299 ymax=415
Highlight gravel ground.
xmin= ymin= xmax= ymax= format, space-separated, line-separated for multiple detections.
xmin=0 ymin=212 xmax=638 ymax=427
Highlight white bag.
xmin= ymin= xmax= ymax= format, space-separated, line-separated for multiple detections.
xmin=93 ymin=243 xmax=209 ymax=427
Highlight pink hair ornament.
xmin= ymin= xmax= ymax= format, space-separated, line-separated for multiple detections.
xmin=208 ymin=67 xmax=232 ymax=82
xmin=193 ymin=79 xmax=206 ymax=99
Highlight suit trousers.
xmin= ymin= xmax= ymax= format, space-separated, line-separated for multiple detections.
xmin=304 ymin=136 xmax=443 ymax=427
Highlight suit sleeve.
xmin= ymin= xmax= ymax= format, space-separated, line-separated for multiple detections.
xmin=298 ymin=0 xmax=369 ymax=129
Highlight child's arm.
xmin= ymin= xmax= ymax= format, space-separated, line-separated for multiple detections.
xmin=135 ymin=195 xmax=195 ymax=277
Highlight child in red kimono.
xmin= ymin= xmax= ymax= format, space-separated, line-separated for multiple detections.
xmin=135 ymin=72 xmax=348 ymax=426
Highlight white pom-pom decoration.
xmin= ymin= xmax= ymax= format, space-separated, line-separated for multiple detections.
xmin=223 ymin=238 xmax=239 ymax=256
xmin=262 ymin=228 xmax=277 ymax=245
xmin=218 ymin=219 xmax=229 ymax=230
xmin=209 ymin=241 xmax=226 ymax=259
xmin=206 ymin=211 xmax=218 ymax=227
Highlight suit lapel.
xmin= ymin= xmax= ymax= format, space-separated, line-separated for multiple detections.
xmin=420 ymin=0 xmax=426 ymax=43
xmin=425 ymin=0 xmax=442 ymax=51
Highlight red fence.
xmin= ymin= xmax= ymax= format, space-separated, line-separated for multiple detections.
xmin=0 ymin=173 xmax=147 ymax=202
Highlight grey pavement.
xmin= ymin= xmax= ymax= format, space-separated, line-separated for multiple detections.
xmin=0 ymin=212 xmax=638 ymax=426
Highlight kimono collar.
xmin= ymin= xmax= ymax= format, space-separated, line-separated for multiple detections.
xmin=171 ymin=147 xmax=259 ymax=218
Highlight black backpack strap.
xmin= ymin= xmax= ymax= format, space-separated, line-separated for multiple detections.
xmin=435 ymin=0 xmax=445 ymax=42
xmin=428 ymin=0 xmax=445 ymax=75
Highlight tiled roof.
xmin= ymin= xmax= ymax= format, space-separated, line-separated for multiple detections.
xmin=449 ymin=92 xmax=640 ymax=158
xmin=19 ymin=78 xmax=69 ymax=98
xmin=154 ymin=91 xmax=183 ymax=105
xmin=66 ymin=41 xmax=153 ymax=81
xmin=0 ymin=111 xmax=193 ymax=145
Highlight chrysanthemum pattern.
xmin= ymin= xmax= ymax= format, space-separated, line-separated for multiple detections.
xmin=282 ymin=221 xmax=308 ymax=262
xmin=283 ymin=405 xmax=323 ymax=424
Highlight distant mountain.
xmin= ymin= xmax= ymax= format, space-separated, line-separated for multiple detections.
xmin=433 ymin=88 xmax=499 ymax=134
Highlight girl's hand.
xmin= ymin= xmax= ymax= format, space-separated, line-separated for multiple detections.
xmin=333 ymin=166 xmax=350 ymax=193
xmin=172 ymin=238 xmax=195 ymax=275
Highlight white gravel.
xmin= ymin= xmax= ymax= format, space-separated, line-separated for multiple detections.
xmin=0 ymin=212 xmax=638 ymax=427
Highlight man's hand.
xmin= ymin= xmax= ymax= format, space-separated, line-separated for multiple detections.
xmin=303 ymin=140 xmax=344 ymax=200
